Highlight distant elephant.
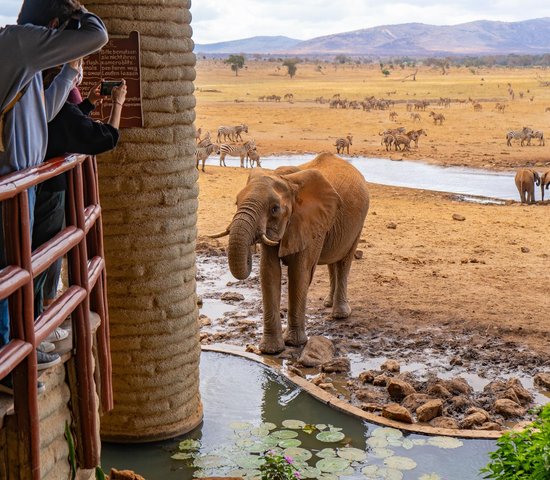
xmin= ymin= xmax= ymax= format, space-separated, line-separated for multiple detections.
xmin=210 ymin=153 xmax=369 ymax=354
xmin=541 ymin=170 xmax=550 ymax=202
xmin=514 ymin=168 xmax=540 ymax=204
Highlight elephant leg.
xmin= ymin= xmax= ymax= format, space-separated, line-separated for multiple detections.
xmin=323 ymin=264 xmax=336 ymax=307
xmin=259 ymin=245 xmax=284 ymax=354
xmin=331 ymin=239 xmax=359 ymax=319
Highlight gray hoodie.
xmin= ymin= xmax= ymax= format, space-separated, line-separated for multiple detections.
xmin=0 ymin=11 xmax=108 ymax=176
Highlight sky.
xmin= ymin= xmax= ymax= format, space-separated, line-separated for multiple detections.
xmin=2 ymin=0 xmax=550 ymax=44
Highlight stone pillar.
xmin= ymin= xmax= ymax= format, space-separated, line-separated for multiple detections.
xmin=82 ymin=0 xmax=202 ymax=441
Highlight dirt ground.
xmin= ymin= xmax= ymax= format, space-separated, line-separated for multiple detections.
xmin=194 ymin=62 xmax=550 ymax=427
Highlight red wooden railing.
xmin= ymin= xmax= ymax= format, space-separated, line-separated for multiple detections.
xmin=0 ymin=154 xmax=112 ymax=479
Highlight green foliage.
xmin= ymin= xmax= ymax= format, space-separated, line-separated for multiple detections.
xmin=224 ymin=54 xmax=245 ymax=76
xmin=334 ymin=54 xmax=351 ymax=64
xmin=64 ymin=421 xmax=77 ymax=480
xmin=95 ymin=466 xmax=107 ymax=480
xmin=282 ymin=59 xmax=299 ymax=78
xmin=381 ymin=69 xmax=391 ymax=77
xmin=481 ymin=404 xmax=550 ymax=479
xmin=259 ymin=451 xmax=300 ymax=480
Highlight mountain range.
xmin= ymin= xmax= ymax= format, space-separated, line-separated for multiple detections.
xmin=195 ymin=18 xmax=550 ymax=57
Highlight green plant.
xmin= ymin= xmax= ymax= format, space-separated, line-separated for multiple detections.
xmin=259 ymin=451 xmax=300 ymax=479
xmin=224 ymin=54 xmax=245 ymax=76
xmin=481 ymin=404 xmax=550 ymax=479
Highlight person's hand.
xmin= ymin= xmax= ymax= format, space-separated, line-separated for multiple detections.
xmin=111 ymin=79 xmax=127 ymax=106
xmin=87 ymin=81 xmax=104 ymax=106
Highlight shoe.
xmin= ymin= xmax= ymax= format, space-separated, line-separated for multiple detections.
xmin=45 ymin=327 xmax=69 ymax=343
xmin=39 ymin=341 xmax=55 ymax=353
xmin=0 ymin=375 xmax=45 ymax=395
xmin=37 ymin=350 xmax=61 ymax=371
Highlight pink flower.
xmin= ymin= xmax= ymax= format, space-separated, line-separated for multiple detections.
xmin=293 ymin=472 xmax=301 ymax=478
xmin=284 ymin=455 xmax=294 ymax=464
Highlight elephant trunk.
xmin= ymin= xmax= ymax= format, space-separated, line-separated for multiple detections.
xmin=227 ymin=209 xmax=259 ymax=280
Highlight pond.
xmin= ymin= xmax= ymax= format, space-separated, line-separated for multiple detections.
xmin=102 ymin=351 xmax=495 ymax=479
xmin=204 ymin=154 xmax=517 ymax=201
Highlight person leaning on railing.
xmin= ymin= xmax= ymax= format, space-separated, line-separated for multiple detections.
xmin=31 ymin=65 xmax=127 ymax=357
xmin=0 ymin=0 xmax=108 ymax=395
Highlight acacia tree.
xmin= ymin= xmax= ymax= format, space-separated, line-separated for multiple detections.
xmin=225 ymin=54 xmax=245 ymax=76
xmin=282 ymin=58 xmax=299 ymax=78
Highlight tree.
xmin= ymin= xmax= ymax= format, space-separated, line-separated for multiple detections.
xmin=381 ymin=69 xmax=390 ymax=77
xmin=225 ymin=54 xmax=245 ymax=76
xmin=282 ymin=58 xmax=299 ymax=78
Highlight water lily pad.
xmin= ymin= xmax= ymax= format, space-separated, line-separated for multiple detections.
xmin=235 ymin=455 xmax=265 ymax=469
xmin=282 ymin=419 xmax=306 ymax=429
xmin=419 ymin=474 xmax=442 ymax=480
xmin=270 ymin=430 xmax=299 ymax=440
xmin=412 ymin=438 xmax=427 ymax=446
xmin=361 ymin=465 xmax=380 ymax=477
xmin=248 ymin=442 xmax=270 ymax=454
xmin=259 ymin=422 xmax=277 ymax=431
xmin=194 ymin=454 xmax=229 ymax=469
xmin=283 ymin=447 xmax=313 ymax=462
xmin=316 ymin=430 xmax=345 ymax=443
xmin=171 ymin=452 xmax=195 ymax=461
xmin=316 ymin=448 xmax=337 ymax=458
xmin=316 ymin=457 xmax=351 ymax=473
xmin=303 ymin=424 xmax=318 ymax=434
xmin=240 ymin=469 xmax=261 ymax=479
xmin=230 ymin=421 xmax=253 ymax=431
xmin=384 ymin=455 xmax=417 ymax=471
xmin=378 ymin=467 xmax=404 ymax=480
xmin=328 ymin=425 xmax=343 ymax=432
xmin=427 ymin=436 xmax=464 ymax=449
xmin=371 ymin=427 xmax=403 ymax=439
xmin=251 ymin=427 xmax=270 ymax=437
xmin=318 ymin=475 xmax=339 ymax=480
xmin=367 ymin=436 xmax=389 ymax=448
xmin=297 ymin=466 xmax=321 ymax=478
xmin=178 ymin=439 xmax=201 ymax=451
xmin=316 ymin=424 xmax=328 ymax=431
xmin=387 ymin=438 xmax=403 ymax=447
xmin=370 ymin=447 xmax=395 ymax=459
xmin=236 ymin=438 xmax=256 ymax=448
xmin=278 ymin=439 xmax=301 ymax=448
xmin=401 ymin=439 xmax=414 ymax=450
xmin=337 ymin=447 xmax=367 ymax=461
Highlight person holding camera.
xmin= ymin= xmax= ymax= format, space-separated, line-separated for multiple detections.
xmin=0 ymin=0 xmax=108 ymax=393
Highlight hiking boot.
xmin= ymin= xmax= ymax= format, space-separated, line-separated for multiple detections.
xmin=39 ymin=341 xmax=55 ymax=353
xmin=45 ymin=327 xmax=69 ymax=343
xmin=37 ymin=350 xmax=61 ymax=371
xmin=0 ymin=375 xmax=45 ymax=395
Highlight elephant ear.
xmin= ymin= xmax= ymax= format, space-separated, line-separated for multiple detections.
xmin=279 ymin=169 xmax=341 ymax=257
xmin=533 ymin=171 xmax=541 ymax=186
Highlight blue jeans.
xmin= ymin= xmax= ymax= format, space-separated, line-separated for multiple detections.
xmin=0 ymin=186 xmax=36 ymax=346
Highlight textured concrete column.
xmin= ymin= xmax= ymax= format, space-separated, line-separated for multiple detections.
xmin=82 ymin=0 xmax=202 ymax=441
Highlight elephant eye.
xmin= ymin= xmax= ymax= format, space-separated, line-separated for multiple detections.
xmin=271 ymin=204 xmax=280 ymax=215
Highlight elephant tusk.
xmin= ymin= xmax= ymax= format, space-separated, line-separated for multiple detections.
xmin=207 ymin=229 xmax=229 ymax=239
xmin=261 ymin=234 xmax=279 ymax=246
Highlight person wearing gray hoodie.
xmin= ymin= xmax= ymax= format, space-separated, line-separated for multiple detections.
xmin=0 ymin=0 xmax=108 ymax=381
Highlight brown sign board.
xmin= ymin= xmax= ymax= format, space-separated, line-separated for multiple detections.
xmin=81 ymin=31 xmax=143 ymax=128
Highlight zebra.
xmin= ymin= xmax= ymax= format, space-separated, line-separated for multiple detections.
xmin=195 ymin=127 xmax=202 ymax=143
xmin=393 ymin=134 xmax=412 ymax=151
xmin=528 ymin=130 xmax=545 ymax=146
xmin=334 ymin=135 xmax=353 ymax=154
xmin=473 ymin=102 xmax=483 ymax=112
xmin=284 ymin=93 xmax=294 ymax=102
xmin=219 ymin=140 xmax=256 ymax=168
xmin=381 ymin=134 xmax=394 ymax=151
xmin=245 ymin=148 xmax=261 ymax=168
xmin=217 ymin=124 xmax=249 ymax=143
xmin=197 ymin=130 xmax=211 ymax=147
xmin=410 ymin=112 xmax=421 ymax=122
xmin=406 ymin=129 xmax=428 ymax=148
xmin=195 ymin=142 xmax=219 ymax=172
xmin=429 ymin=111 xmax=445 ymax=125
xmin=389 ymin=111 xmax=398 ymax=121
xmin=379 ymin=127 xmax=405 ymax=136
xmin=506 ymin=127 xmax=533 ymax=147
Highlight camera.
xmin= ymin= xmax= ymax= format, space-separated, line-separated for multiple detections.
xmin=100 ymin=80 xmax=123 ymax=96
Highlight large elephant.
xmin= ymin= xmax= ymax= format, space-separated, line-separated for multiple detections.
xmin=541 ymin=170 xmax=550 ymax=202
xmin=211 ymin=153 xmax=369 ymax=354
xmin=514 ymin=168 xmax=540 ymax=204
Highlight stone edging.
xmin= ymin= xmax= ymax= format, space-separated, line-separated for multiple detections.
xmin=202 ymin=344 xmax=503 ymax=440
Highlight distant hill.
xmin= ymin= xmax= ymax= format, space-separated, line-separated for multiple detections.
xmin=195 ymin=18 xmax=550 ymax=57
xmin=195 ymin=36 xmax=302 ymax=54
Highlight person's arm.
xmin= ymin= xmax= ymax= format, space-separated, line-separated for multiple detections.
xmin=21 ymin=11 xmax=108 ymax=72
xmin=107 ymin=80 xmax=127 ymax=129
xmin=78 ymin=81 xmax=103 ymax=115
xmin=44 ymin=63 xmax=78 ymax=121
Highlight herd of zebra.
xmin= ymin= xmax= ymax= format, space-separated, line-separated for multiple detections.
xmin=194 ymin=124 xmax=260 ymax=172
xmin=379 ymin=128 xmax=428 ymax=151
xmin=506 ymin=127 xmax=545 ymax=147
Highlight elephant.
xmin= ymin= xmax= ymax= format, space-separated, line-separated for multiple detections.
xmin=514 ymin=169 xmax=540 ymax=204
xmin=540 ymin=170 xmax=550 ymax=202
xmin=210 ymin=153 xmax=369 ymax=354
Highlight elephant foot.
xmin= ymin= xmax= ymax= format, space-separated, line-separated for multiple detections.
xmin=259 ymin=335 xmax=285 ymax=355
xmin=283 ymin=328 xmax=308 ymax=347
xmin=331 ymin=302 xmax=351 ymax=319
xmin=323 ymin=294 xmax=333 ymax=308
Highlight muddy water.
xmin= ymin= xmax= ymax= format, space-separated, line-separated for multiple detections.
xmin=204 ymin=154 xmax=517 ymax=201
xmin=102 ymin=352 xmax=495 ymax=479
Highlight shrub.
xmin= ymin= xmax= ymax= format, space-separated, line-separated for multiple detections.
xmin=259 ymin=451 xmax=300 ymax=480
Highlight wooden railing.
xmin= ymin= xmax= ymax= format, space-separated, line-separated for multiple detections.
xmin=0 ymin=154 xmax=112 ymax=479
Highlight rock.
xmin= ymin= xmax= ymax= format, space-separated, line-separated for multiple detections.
xmin=245 ymin=344 xmax=261 ymax=355
xmin=109 ymin=469 xmax=146 ymax=480
xmin=466 ymin=407 xmax=491 ymax=420
xmin=402 ymin=394 xmax=435 ymax=412
xmin=443 ymin=378 xmax=473 ymax=396
xmin=355 ymin=388 xmax=387 ymax=404
xmin=452 ymin=213 xmax=466 ymax=221
xmin=196 ymin=296 xmax=203 ymax=307
xmin=298 ymin=336 xmax=335 ymax=367
xmin=501 ymin=388 xmax=521 ymax=405
xmin=447 ymin=396 xmax=472 ymax=414
xmin=221 ymin=292 xmax=245 ymax=302
xmin=354 ymin=249 xmax=364 ymax=260
xmin=318 ymin=383 xmax=337 ymax=392
xmin=416 ymin=399 xmax=443 ymax=422
xmin=386 ymin=222 xmax=397 ymax=229
xmin=373 ymin=374 xmax=390 ymax=387
xmin=321 ymin=357 xmax=350 ymax=373
xmin=534 ymin=372 xmax=550 ymax=390
xmin=426 ymin=383 xmax=452 ymax=399
xmin=430 ymin=417 xmax=459 ymax=429
xmin=387 ymin=379 xmax=416 ymax=401
xmin=506 ymin=378 xmax=533 ymax=405
xmin=459 ymin=412 xmax=488 ymax=429
xmin=286 ymin=365 xmax=305 ymax=378
xmin=311 ymin=373 xmax=332 ymax=386
xmin=382 ymin=403 xmax=414 ymax=424
xmin=358 ymin=370 xmax=376 ymax=384
xmin=381 ymin=359 xmax=400 ymax=373
xmin=361 ymin=402 xmax=384 ymax=412
xmin=521 ymin=246 xmax=530 ymax=253
xmin=200 ymin=315 xmax=212 ymax=327
xmin=493 ymin=399 xmax=526 ymax=418
xmin=476 ymin=422 xmax=502 ymax=431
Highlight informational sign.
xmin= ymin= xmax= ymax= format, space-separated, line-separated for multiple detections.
xmin=81 ymin=31 xmax=143 ymax=128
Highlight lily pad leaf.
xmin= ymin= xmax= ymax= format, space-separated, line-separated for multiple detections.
xmin=367 ymin=436 xmax=389 ymax=448
xmin=235 ymin=455 xmax=265 ymax=469
xmin=178 ymin=439 xmax=201 ymax=451
xmin=371 ymin=427 xmax=404 ymax=439
xmin=297 ymin=466 xmax=321 ymax=479
xmin=194 ymin=454 xmax=229 ymax=469
xmin=270 ymin=430 xmax=299 ymax=440
xmin=316 ymin=424 xmax=328 ymax=431
xmin=315 ymin=448 xmax=337 ymax=458
xmin=427 ymin=436 xmax=464 ymax=449
xmin=278 ymin=438 xmax=302 ymax=448
xmin=282 ymin=419 xmax=306 ymax=429
xmin=171 ymin=452 xmax=195 ymax=461
xmin=302 ymin=424 xmax=318 ymax=434
xmin=384 ymin=455 xmax=417 ymax=471
xmin=336 ymin=447 xmax=367 ymax=461
xmin=259 ymin=422 xmax=277 ymax=431
xmin=419 ymin=474 xmax=442 ymax=480
xmin=402 ymin=439 xmax=414 ymax=450
xmin=230 ymin=421 xmax=253 ymax=431
xmin=370 ymin=447 xmax=394 ymax=459
xmin=283 ymin=447 xmax=312 ymax=462
xmin=316 ymin=430 xmax=345 ymax=443
xmin=315 ymin=457 xmax=351 ymax=473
